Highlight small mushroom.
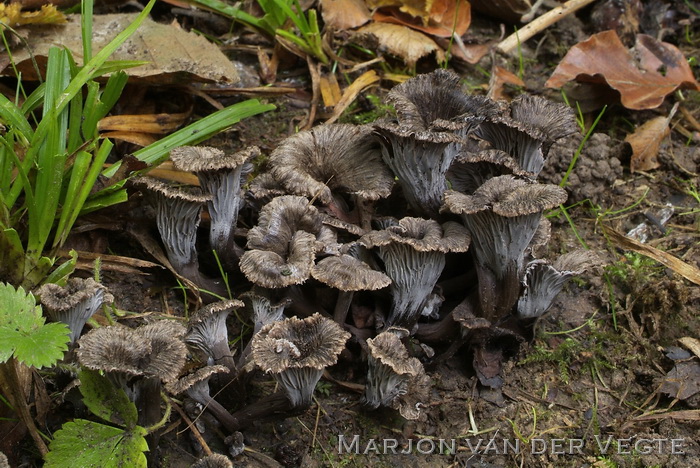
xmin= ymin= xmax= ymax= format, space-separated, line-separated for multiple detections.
xmin=191 ymin=454 xmax=233 ymax=468
xmin=446 ymin=149 xmax=534 ymax=195
xmin=239 ymin=195 xmax=336 ymax=288
xmin=251 ymin=313 xmax=350 ymax=408
xmin=360 ymin=217 xmax=469 ymax=330
xmin=311 ymin=251 xmax=391 ymax=325
xmin=131 ymin=177 xmax=225 ymax=299
xmin=36 ymin=277 xmax=113 ymax=344
xmin=166 ymin=365 xmax=239 ymax=432
xmin=442 ymin=176 xmax=567 ymax=321
xmin=374 ymin=69 xmax=497 ymax=217
xmin=186 ymin=299 xmax=245 ymax=371
xmin=269 ymin=124 xmax=394 ymax=229
xmin=362 ymin=328 xmax=429 ymax=420
xmin=475 ymin=95 xmax=577 ymax=175
xmin=77 ymin=321 xmax=187 ymax=426
xmin=170 ymin=146 xmax=260 ymax=269
xmin=517 ymin=250 xmax=602 ymax=319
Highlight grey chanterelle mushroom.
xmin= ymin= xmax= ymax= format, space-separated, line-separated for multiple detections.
xmin=131 ymin=177 xmax=225 ymax=299
xmin=251 ymin=313 xmax=350 ymax=408
xmin=442 ymin=175 xmax=567 ymax=321
xmin=170 ymin=145 xmax=260 ymax=268
xmin=360 ymin=217 xmax=469 ymax=330
xmin=269 ymin=124 xmax=393 ymax=227
xmin=363 ymin=327 xmax=429 ymax=420
xmin=186 ymin=299 xmax=245 ymax=371
xmin=36 ymin=277 xmax=113 ymax=344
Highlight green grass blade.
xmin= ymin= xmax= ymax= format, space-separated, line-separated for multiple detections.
xmin=0 ymin=94 xmax=33 ymax=142
xmin=53 ymin=151 xmax=91 ymax=248
xmin=103 ymin=99 xmax=275 ymax=176
xmin=80 ymin=189 xmax=128 ymax=214
xmin=81 ymin=0 xmax=94 ymax=63
xmin=188 ymin=0 xmax=267 ymax=33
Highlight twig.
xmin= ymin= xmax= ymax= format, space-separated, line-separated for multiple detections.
xmin=172 ymin=401 xmax=213 ymax=456
xmin=496 ymin=0 xmax=597 ymax=54
xmin=303 ymin=56 xmax=321 ymax=130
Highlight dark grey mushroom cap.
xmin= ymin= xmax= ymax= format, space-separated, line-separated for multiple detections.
xmin=251 ymin=313 xmax=350 ymax=374
xmin=240 ymin=230 xmax=317 ymax=288
xmin=137 ymin=321 xmax=187 ymax=383
xmin=269 ymin=124 xmax=394 ymax=205
xmin=517 ymin=250 xmax=602 ymax=319
xmin=442 ymin=175 xmax=567 ymax=217
xmin=366 ymin=330 xmax=423 ymax=377
xmin=170 ymin=146 xmax=260 ymax=173
xmin=77 ymin=325 xmax=150 ymax=376
xmin=190 ymin=454 xmax=233 ymax=468
xmin=311 ymin=254 xmax=391 ymax=292
xmin=360 ymin=217 xmax=470 ymax=254
xmin=166 ymin=365 xmax=230 ymax=396
xmin=131 ymin=176 xmax=211 ymax=204
xmin=36 ymin=278 xmax=114 ymax=343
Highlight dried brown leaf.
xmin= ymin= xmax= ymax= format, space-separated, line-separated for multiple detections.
xmin=366 ymin=0 xmax=435 ymax=24
xmin=372 ymin=0 xmax=470 ymax=38
xmin=625 ymin=115 xmax=669 ymax=172
xmin=353 ymin=22 xmax=445 ymax=67
xmin=1 ymin=13 xmax=239 ymax=84
xmin=320 ymin=0 xmax=371 ymax=30
xmin=545 ymin=30 xmax=699 ymax=110
xmin=0 ymin=3 xmax=66 ymax=27
xmin=488 ymin=65 xmax=525 ymax=101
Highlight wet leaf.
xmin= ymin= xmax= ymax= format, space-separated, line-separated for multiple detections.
xmin=1 ymin=13 xmax=239 ymax=84
xmin=545 ymin=31 xmax=699 ymax=110
xmin=373 ymin=0 xmax=471 ymax=38
xmin=320 ymin=0 xmax=371 ymax=30
xmin=0 ymin=3 xmax=66 ymax=27
xmin=366 ymin=0 xmax=434 ymax=24
xmin=488 ymin=65 xmax=525 ymax=101
xmin=625 ymin=115 xmax=669 ymax=172
xmin=660 ymin=361 xmax=700 ymax=400
xmin=353 ymin=22 xmax=445 ymax=67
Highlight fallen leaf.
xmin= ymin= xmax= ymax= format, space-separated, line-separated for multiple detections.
xmin=353 ymin=22 xmax=445 ymax=67
xmin=1 ymin=14 xmax=239 ymax=84
xmin=325 ymin=70 xmax=380 ymax=124
xmin=488 ymin=65 xmax=525 ymax=101
xmin=373 ymin=0 xmax=470 ymax=38
xmin=680 ymin=337 xmax=700 ymax=361
xmin=320 ymin=72 xmax=342 ymax=107
xmin=366 ymin=0 xmax=434 ymax=24
xmin=660 ymin=361 xmax=700 ymax=400
xmin=625 ymin=116 xmax=669 ymax=172
xmin=435 ymin=36 xmax=490 ymax=64
xmin=320 ymin=0 xmax=371 ymax=30
xmin=545 ymin=30 xmax=699 ymax=110
xmin=0 ymin=3 xmax=66 ymax=27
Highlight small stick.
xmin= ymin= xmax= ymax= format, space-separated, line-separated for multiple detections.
xmin=496 ymin=0 xmax=597 ymax=54
xmin=172 ymin=401 xmax=213 ymax=456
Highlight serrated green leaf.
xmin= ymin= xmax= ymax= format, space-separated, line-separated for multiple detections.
xmin=45 ymin=419 xmax=148 ymax=468
xmin=79 ymin=369 xmax=138 ymax=428
xmin=0 ymin=282 xmax=70 ymax=367
xmin=10 ymin=322 xmax=69 ymax=368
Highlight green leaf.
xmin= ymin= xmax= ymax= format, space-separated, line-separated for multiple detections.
xmin=0 ymin=282 xmax=69 ymax=367
xmin=78 ymin=369 xmax=138 ymax=428
xmin=45 ymin=419 xmax=148 ymax=468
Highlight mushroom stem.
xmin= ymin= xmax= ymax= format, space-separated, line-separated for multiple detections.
xmin=227 ymin=391 xmax=300 ymax=429
xmin=210 ymin=340 xmax=236 ymax=373
xmin=136 ymin=377 xmax=163 ymax=427
xmin=199 ymin=393 xmax=242 ymax=433
xmin=414 ymin=310 xmax=458 ymax=343
xmin=333 ymin=291 xmax=354 ymax=324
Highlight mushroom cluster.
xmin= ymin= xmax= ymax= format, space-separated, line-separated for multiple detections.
xmin=106 ymin=69 xmax=602 ymax=456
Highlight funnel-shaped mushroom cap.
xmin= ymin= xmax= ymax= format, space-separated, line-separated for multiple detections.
xmin=166 ymin=365 xmax=229 ymax=399
xmin=186 ymin=300 xmax=244 ymax=369
xmin=442 ymin=176 xmax=567 ymax=320
xmin=170 ymin=146 xmax=261 ymax=266
xmin=363 ymin=328 xmax=428 ymax=419
xmin=311 ymin=254 xmax=391 ymax=292
xmin=388 ymin=69 xmax=497 ymax=132
xmin=475 ymin=95 xmax=577 ymax=175
xmin=242 ymin=291 xmax=291 ymax=334
xmin=360 ymin=218 xmax=469 ymax=329
xmin=77 ymin=322 xmax=187 ymax=383
xmin=36 ymin=278 xmax=114 ymax=344
xmin=137 ymin=321 xmax=188 ymax=383
xmin=191 ymin=454 xmax=233 ymax=468
xmin=269 ymin=124 xmax=393 ymax=205
xmin=251 ymin=313 xmax=350 ymax=407
xmin=517 ymin=250 xmax=602 ymax=319
xmin=77 ymin=325 xmax=150 ymax=377
xmin=447 ymin=149 xmax=534 ymax=195
xmin=240 ymin=196 xmax=331 ymax=288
